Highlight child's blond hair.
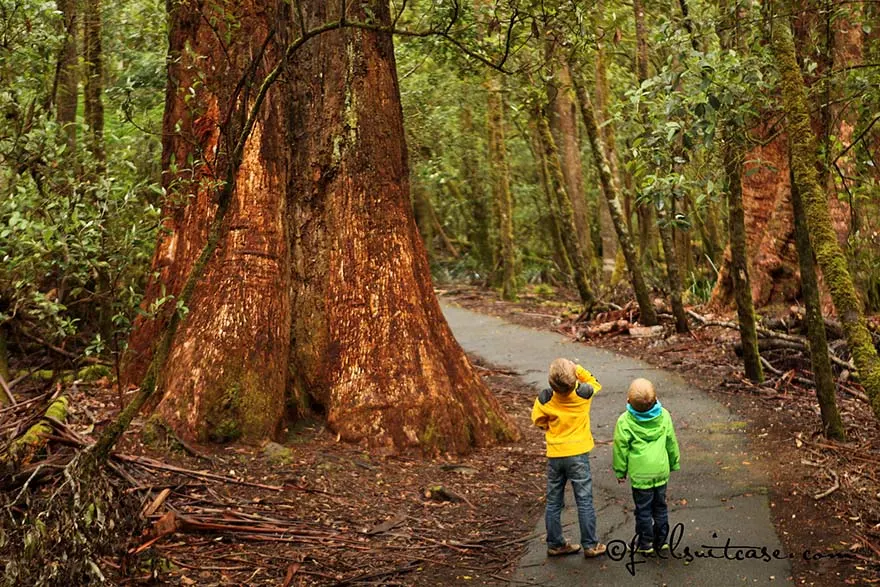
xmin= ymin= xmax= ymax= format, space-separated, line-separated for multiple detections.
xmin=627 ymin=378 xmax=656 ymax=411
xmin=548 ymin=358 xmax=578 ymax=394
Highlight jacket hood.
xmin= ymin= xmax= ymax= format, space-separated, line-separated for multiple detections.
xmin=625 ymin=401 xmax=664 ymax=440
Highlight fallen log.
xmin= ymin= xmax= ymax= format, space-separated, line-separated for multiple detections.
xmin=3 ymin=396 xmax=68 ymax=468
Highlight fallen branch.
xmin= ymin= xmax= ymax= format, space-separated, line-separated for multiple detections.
xmin=813 ymin=469 xmax=840 ymax=500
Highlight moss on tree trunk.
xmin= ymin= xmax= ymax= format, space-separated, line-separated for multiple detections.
xmin=790 ymin=166 xmax=845 ymax=439
xmin=773 ymin=14 xmax=880 ymax=419
xmin=723 ymin=128 xmax=763 ymax=382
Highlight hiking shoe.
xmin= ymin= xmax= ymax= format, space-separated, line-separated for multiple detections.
xmin=583 ymin=543 xmax=607 ymax=558
xmin=547 ymin=543 xmax=582 ymax=556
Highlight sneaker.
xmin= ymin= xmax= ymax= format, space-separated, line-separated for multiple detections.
xmin=635 ymin=546 xmax=654 ymax=556
xmin=547 ymin=543 xmax=582 ymax=556
xmin=583 ymin=543 xmax=607 ymax=558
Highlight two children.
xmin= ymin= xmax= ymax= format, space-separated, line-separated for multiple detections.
xmin=531 ymin=361 xmax=679 ymax=559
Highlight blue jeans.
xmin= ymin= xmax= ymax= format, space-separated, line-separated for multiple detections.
xmin=545 ymin=453 xmax=598 ymax=549
xmin=632 ymin=484 xmax=669 ymax=550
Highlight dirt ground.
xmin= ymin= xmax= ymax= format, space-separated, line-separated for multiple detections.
xmin=441 ymin=284 xmax=880 ymax=587
xmin=3 ymin=358 xmax=547 ymax=586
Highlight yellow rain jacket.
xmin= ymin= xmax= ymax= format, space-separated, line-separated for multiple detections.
xmin=531 ymin=366 xmax=602 ymax=458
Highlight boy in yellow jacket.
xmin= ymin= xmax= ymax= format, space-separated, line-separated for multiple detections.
xmin=531 ymin=358 xmax=607 ymax=558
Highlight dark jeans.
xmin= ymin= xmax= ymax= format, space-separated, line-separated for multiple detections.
xmin=632 ymin=484 xmax=669 ymax=550
xmin=545 ymin=453 xmax=598 ymax=549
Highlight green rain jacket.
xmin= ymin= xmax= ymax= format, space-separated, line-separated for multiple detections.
xmin=612 ymin=402 xmax=680 ymax=489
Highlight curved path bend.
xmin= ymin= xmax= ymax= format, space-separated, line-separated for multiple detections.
xmin=442 ymin=302 xmax=791 ymax=586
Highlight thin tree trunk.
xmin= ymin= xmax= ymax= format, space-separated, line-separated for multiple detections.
xmin=632 ymin=0 xmax=657 ymax=260
xmin=459 ymin=106 xmax=493 ymax=270
xmin=529 ymin=121 xmax=572 ymax=276
xmin=83 ymin=0 xmax=105 ymax=170
xmin=546 ymin=44 xmax=595 ymax=272
xmin=790 ymin=163 xmax=845 ymax=439
xmin=718 ymin=1 xmax=762 ymax=382
xmin=594 ymin=0 xmax=621 ymax=277
xmin=772 ymin=13 xmax=880 ymax=419
xmin=537 ymin=109 xmax=595 ymax=307
xmin=572 ymin=74 xmax=658 ymax=326
xmin=657 ymin=205 xmax=690 ymax=333
xmin=55 ymin=0 xmax=78 ymax=155
xmin=287 ymin=0 xmax=519 ymax=453
xmin=723 ymin=129 xmax=763 ymax=382
xmin=486 ymin=75 xmax=517 ymax=300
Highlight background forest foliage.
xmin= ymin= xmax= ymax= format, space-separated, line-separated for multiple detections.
xmin=2 ymin=0 xmax=880 ymax=374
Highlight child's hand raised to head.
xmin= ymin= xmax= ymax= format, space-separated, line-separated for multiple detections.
xmin=575 ymin=365 xmax=602 ymax=393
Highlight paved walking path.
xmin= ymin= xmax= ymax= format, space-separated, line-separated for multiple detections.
xmin=442 ymin=302 xmax=792 ymax=586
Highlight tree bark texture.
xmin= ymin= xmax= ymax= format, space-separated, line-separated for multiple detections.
xmin=124 ymin=0 xmax=292 ymax=442
xmin=709 ymin=130 xmax=801 ymax=308
xmin=773 ymin=14 xmax=880 ymax=420
xmin=790 ymin=164 xmax=845 ymax=439
xmin=485 ymin=75 xmax=517 ymax=300
xmin=83 ymin=0 xmax=105 ymax=169
xmin=572 ymin=73 xmax=657 ymax=326
xmin=537 ymin=110 xmax=596 ymax=307
xmin=287 ymin=0 xmax=519 ymax=453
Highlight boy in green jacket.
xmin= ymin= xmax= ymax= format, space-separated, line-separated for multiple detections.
xmin=613 ymin=378 xmax=680 ymax=554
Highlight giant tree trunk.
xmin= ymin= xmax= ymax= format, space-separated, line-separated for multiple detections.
xmin=546 ymin=43 xmax=595 ymax=272
xmin=486 ymin=75 xmax=517 ymax=300
xmin=124 ymin=0 xmax=291 ymax=442
xmin=790 ymin=164 xmax=845 ymax=440
xmin=572 ymin=73 xmax=657 ymax=326
xmin=287 ymin=0 xmax=519 ymax=453
xmin=773 ymin=13 xmax=880 ymax=419
xmin=83 ymin=0 xmax=105 ymax=169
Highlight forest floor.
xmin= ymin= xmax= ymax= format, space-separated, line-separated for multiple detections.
xmin=3 ymin=285 xmax=878 ymax=586
xmin=440 ymin=284 xmax=880 ymax=586
xmin=2 ymin=358 xmax=546 ymax=586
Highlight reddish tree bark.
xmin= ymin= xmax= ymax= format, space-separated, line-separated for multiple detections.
xmin=285 ymin=1 xmax=519 ymax=453
xmin=124 ymin=0 xmax=291 ymax=442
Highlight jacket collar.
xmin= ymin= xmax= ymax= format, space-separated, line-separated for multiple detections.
xmin=627 ymin=400 xmax=662 ymax=421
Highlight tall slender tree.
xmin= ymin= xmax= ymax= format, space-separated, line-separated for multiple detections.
xmin=83 ymin=0 xmax=105 ymax=170
xmin=486 ymin=74 xmax=518 ymax=300
xmin=572 ymin=72 xmax=658 ymax=326
xmin=772 ymin=10 xmax=880 ymax=419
